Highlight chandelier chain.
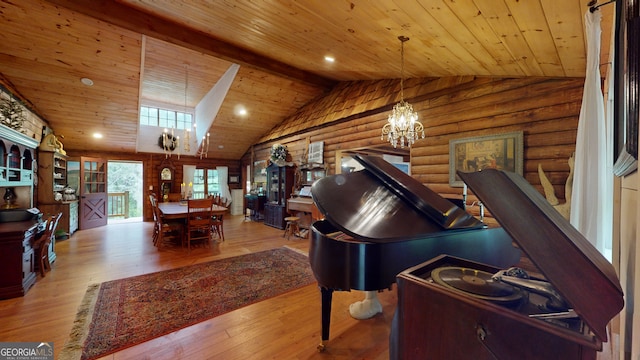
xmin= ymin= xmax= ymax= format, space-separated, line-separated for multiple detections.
xmin=181 ymin=64 xmax=191 ymax=157
xmin=400 ymin=36 xmax=406 ymax=101
xmin=184 ymin=64 xmax=188 ymax=113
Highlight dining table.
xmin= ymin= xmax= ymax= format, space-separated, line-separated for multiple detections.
xmin=157 ymin=201 xmax=228 ymax=220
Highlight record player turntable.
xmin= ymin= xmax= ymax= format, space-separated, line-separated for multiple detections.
xmin=392 ymin=169 xmax=624 ymax=360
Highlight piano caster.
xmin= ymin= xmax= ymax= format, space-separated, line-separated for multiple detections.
xmin=317 ymin=343 xmax=326 ymax=352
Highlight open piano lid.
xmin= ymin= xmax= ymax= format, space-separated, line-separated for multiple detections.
xmin=311 ymin=155 xmax=484 ymax=243
xmin=458 ymin=169 xmax=623 ymax=343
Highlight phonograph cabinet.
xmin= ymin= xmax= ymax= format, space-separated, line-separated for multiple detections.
xmin=392 ymin=169 xmax=624 ymax=360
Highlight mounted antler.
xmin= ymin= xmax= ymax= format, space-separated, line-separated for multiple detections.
xmin=538 ymin=153 xmax=574 ymax=219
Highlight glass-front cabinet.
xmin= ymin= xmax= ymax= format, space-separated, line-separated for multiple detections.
xmin=266 ymin=163 xmax=294 ymax=206
xmin=264 ymin=163 xmax=294 ymax=229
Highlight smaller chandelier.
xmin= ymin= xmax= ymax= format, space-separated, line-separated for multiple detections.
xmin=196 ymin=132 xmax=210 ymax=159
xmin=381 ymin=36 xmax=424 ymax=148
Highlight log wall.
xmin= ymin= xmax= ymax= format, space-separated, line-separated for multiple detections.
xmin=244 ymin=76 xmax=584 ymax=227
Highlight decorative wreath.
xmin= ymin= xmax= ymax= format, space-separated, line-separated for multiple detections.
xmin=158 ymin=133 xmax=178 ymax=152
xmin=270 ymin=143 xmax=288 ymax=162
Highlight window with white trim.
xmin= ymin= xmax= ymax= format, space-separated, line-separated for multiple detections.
xmin=192 ymin=168 xmax=220 ymax=199
xmin=140 ymin=106 xmax=192 ymax=130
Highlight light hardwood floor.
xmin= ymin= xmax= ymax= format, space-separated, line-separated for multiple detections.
xmin=0 ymin=215 xmax=396 ymax=359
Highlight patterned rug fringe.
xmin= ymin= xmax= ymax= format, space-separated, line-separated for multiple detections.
xmin=59 ymin=283 xmax=101 ymax=360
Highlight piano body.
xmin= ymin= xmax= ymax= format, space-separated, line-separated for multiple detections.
xmin=309 ymin=155 xmax=522 ymax=350
xmin=391 ymin=169 xmax=624 ymax=359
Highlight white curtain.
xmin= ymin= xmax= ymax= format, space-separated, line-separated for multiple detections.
xmin=183 ymin=164 xmax=196 ymax=196
xmin=216 ymin=166 xmax=231 ymax=202
xmin=570 ymin=10 xmax=613 ymax=258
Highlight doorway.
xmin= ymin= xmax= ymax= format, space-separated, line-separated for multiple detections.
xmin=107 ymin=161 xmax=143 ymax=223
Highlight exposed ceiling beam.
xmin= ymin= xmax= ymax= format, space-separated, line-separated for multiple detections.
xmin=45 ymin=0 xmax=336 ymax=88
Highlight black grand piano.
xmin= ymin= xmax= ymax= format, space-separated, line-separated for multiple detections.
xmin=309 ymin=155 xmax=522 ymax=350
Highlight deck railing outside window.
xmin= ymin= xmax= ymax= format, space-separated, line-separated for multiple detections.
xmin=108 ymin=191 xmax=130 ymax=218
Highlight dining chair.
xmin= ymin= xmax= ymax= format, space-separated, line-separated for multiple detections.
xmin=149 ymin=193 xmax=160 ymax=246
xmin=167 ymin=193 xmax=182 ymax=202
xmin=185 ymin=197 xmax=215 ymax=252
xmin=33 ymin=212 xmax=62 ymax=277
xmin=151 ymin=197 xmax=183 ymax=249
xmin=212 ymin=211 xmax=225 ymax=241
xmin=207 ymin=194 xmax=227 ymax=241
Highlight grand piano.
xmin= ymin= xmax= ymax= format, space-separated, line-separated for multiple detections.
xmin=309 ymin=155 xmax=522 ymax=350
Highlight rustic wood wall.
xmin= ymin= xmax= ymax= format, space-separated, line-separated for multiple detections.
xmin=244 ymin=75 xmax=583 ymax=227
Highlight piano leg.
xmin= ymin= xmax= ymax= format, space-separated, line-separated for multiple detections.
xmin=349 ymin=291 xmax=383 ymax=320
xmin=318 ymin=286 xmax=333 ymax=352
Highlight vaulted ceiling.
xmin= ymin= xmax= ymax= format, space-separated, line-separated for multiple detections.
xmin=0 ymin=0 xmax=614 ymax=159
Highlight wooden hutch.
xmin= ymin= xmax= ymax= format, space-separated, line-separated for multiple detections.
xmin=0 ymin=125 xmax=39 ymax=299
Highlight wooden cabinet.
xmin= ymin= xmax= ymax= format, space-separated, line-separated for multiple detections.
xmin=39 ymin=201 xmax=78 ymax=239
xmin=245 ymin=194 xmax=266 ymax=221
xmin=264 ymin=164 xmax=294 ymax=229
xmin=37 ymin=151 xmax=78 ymax=237
xmin=264 ymin=203 xmax=286 ymax=229
xmin=0 ymin=221 xmax=38 ymax=299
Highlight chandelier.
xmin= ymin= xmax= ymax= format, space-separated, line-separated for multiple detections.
xmin=381 ymin=36 xmax=424 ymax=148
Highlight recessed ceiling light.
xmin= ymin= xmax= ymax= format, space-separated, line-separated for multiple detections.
xmin=93 ymin=133 xmax=103 ymax=139
xmin=324 ymin=55 xmax=335 ymax=63
xmin=81 ymin=77 xmax=94 ymax=86
xmin=234 ymin=104 xmax=248 ymax=116
xmin=218 ymin=145 xmax=224 ymax=149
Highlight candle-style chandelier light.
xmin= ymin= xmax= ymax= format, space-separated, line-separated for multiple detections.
xmin=196 ymin=132 xmax=210 ymax=159
xmin=381 ymin=36 xmax=424 ymax=148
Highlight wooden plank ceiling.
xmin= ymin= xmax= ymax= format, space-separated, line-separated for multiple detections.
xmin=0 ymin=0 xmax=614 ymax=159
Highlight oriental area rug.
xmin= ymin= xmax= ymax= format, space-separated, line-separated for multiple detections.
xmin=59 ymin=247 xmax=315 ymax=360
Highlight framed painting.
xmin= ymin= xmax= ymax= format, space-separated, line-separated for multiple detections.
xmin=449 ymin=131 xmax=524 ymax=187
xmin=308 ymin=141 xmax=324 ymax=164
xmin=253 ymin=160 xmax=267 ymax=184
